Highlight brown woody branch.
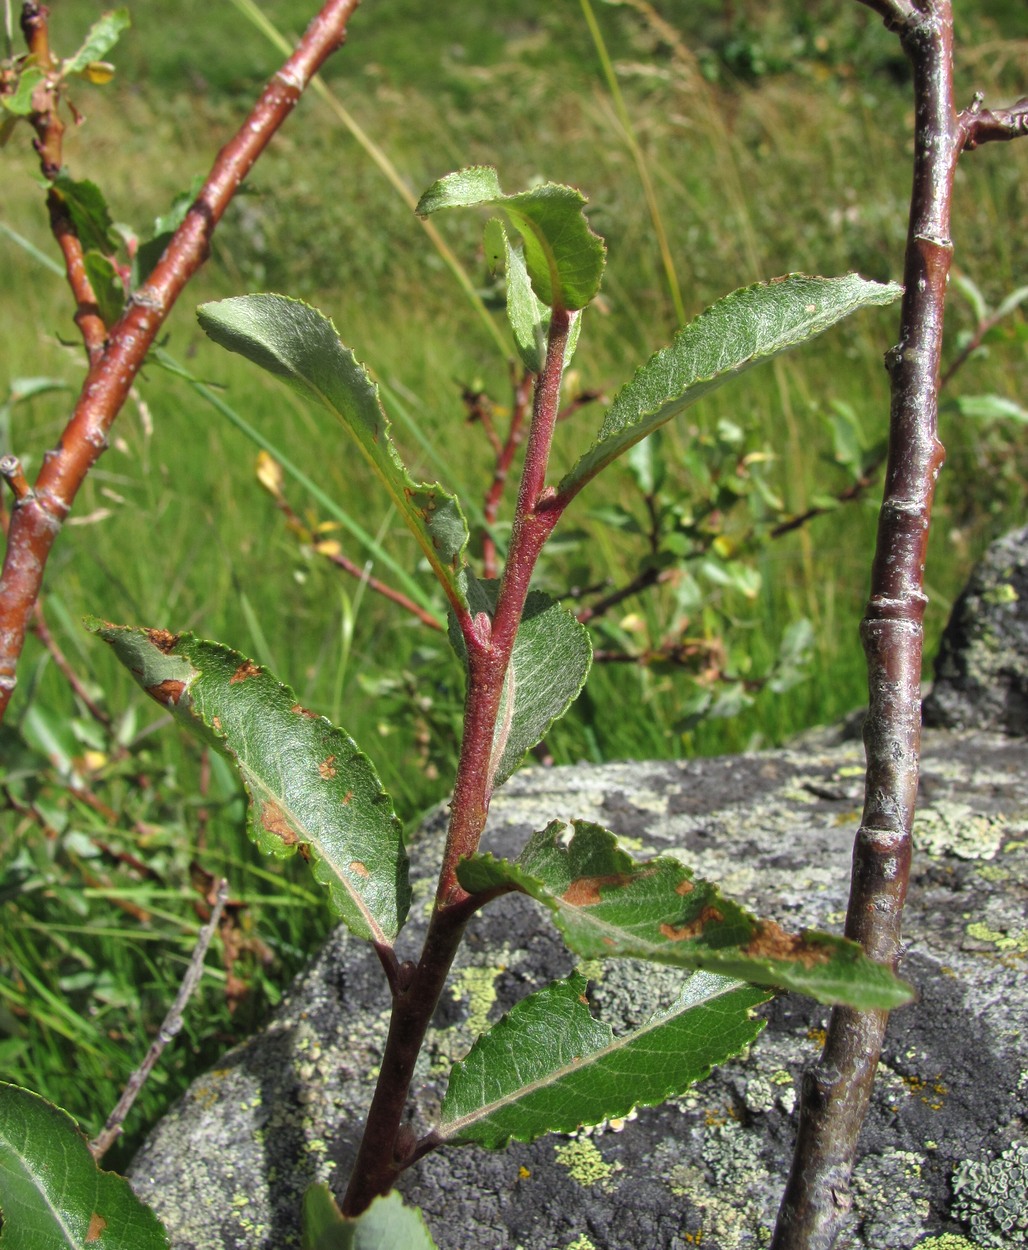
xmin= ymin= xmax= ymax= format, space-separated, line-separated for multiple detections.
xmin=0 ymin=0 xmax=363 ymax=724
xmin=772 ymin=4 xmax=1025 ymax=1248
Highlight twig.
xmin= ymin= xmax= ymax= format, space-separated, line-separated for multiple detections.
xmin=772 ymin=5 xmax=1026 ymax=1247
xmin=265 ymin=469 xmax=443 ymax=631
xmin=90 ymin=878 xmax=228 ymax=1161
xmin=30 ymin=598 xmax=112 ymax=727
xmin=0 ymin=0 xmax=363 ymax=724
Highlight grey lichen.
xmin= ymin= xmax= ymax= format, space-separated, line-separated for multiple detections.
xmin=951 ymin=1141 xmax=1028 ymax=1246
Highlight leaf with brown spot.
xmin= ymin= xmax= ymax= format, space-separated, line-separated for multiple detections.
xmin=230 ymin=659 xmax=261 ymax=684
xmin=88 ymin=621 xmax=410 ymax=945
xmin=0 ymin=1082 xmax=168 ymax=1248
xmin=458 ymin=820 xmax=912 ymax=1009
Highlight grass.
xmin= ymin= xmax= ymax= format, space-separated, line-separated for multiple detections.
xmin=1 ymin=0 xmax=1025 ymax=1162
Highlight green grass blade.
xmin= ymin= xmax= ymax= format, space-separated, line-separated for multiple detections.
xmin=152 ymin=348 xmax=442 ymax=623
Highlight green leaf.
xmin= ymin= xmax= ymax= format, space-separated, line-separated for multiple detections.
xmin=50 ymin=175 xmax=118 ymax=256
xmin=948 ymin=393 xmax=1028 ymax=425
xmin=483 ymin=218 xmax=548 ymax=373
xmin=1 ymin=67 xmax=46 ymax=117
xmin=559 ymin=274 xmax=902 ymax=500
xmin=62 ymin=9 xmax=131 ymax=75
xmin=135 ymin=178 xmax=204 ymax=285
xmin=197 ymin=295 xmax=470 ymax=615
xmin=0 ymin=1082 xmax=168 ymax=1249
xmin=302 ymin=1185 xmax=438 ymax=1250
xmin=416 ymin=166 xmax=606 ymax=312
xmin=437 ymin=971 xmax=767 ymax=1148
xmin=81 ymin=252 xmax=124 ymax=327
xmin=458 ymin=821 xmax=913 ymax=1009
xmin=449 ymin=581 xmax=592 ymax=787
xmin=87 ymin=621 xmax=410 ymax=945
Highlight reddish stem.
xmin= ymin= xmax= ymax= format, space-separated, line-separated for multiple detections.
xmin=0 ymin=0 xmax=363 ymax=723
xmin=341 ymin=311 xmax=574 ymax=1216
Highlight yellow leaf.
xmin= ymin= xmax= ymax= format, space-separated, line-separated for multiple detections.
xmin=255 ymin=451 xmax=283 ymax=497
xmin=83 ymin=61 xmax=116 ymax=84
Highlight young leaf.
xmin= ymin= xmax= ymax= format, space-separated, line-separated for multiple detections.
xmin=135 ymin=177 xmax=204 ymax=284
xmin=0 ymin=1082 xmax=169 ymax=1249
xmin=437 ymin=971 xmax=767 ymax=1148
xmin=61 ymin=9 xmax=131 ymax=76
xmin=50 ymin=174 xmax=119 ymax=256
xmin=87 ymin=621 xmax=410 ymax=946
xmin=302 ymin=1184 xmax=438 ymax=1250
xmin=416 ymin=166 xmax=606 ymax=312
xmin=559 ymin=274 xmax=903 ymax=501
xmin=197 ymin=295 xmax=470 ymax=615
xmin=82 ymin=252 xmax=125 ymax=327
xmin=1 ymin=67 xmax=46 ymax=117
xmin=449 ymin=580 xmax=592 ymax=787
xmin=458 ymin=821 xmax=913 ymax=1009
xmin=483 ymin=218 xmax=548 ymax=373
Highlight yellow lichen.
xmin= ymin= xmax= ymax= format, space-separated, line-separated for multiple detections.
xmin=554 ymin=1137 xmax=615 ymax=1188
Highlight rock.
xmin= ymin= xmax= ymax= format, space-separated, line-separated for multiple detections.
xmin=924 ymin=525 xmax=1028 ymax=734
xmin=128 ymin=729 xmax=1028 ymax=1250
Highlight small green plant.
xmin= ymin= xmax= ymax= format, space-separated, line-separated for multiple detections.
xmin=0 ymin=2 xmax=1024 ymax=1249
xmin=22 ymin=163 xmax=914 ymax=1243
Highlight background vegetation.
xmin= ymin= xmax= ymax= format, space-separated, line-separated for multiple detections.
xmin=1 ymin=0 xmax=1024 ymax=1168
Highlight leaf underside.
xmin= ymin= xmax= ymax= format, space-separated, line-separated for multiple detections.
xmin=559 ymin=272 xmax=903 ymax=499
xmin=416 ymin=165 xmax=606 ymax=312
xmin=438 ymin=971 xmax=767 ymax=1148
xmin=458 ymin=821 xmax=913 ymax=1009
xmin=449 ymin=580 xmax=592 ymax=788
xmin=196 ymin=294 xmax=470 ymax=615
xmin=301 ymin=1185 xmax=438 ymax=1250
xmin=88 ymin=620 xmax=410 ymax=946
xmin=0 ymin=1082 xmax=168 ymax=1250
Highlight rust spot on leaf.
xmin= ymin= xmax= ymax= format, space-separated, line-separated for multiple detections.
xmin=744 ymin=920 xmax=831 ymax=968
xmin=212 ymin=715 xmax=223 ymax=731
xmin=297 ymin=843 xmax=311 ymax=862
xmin=659 ymin=906 xmax=724 ymax=943
xmin=562 ymin=872 xmax=636 ymax=906
xmin=319 ymin=755 xmax=337 ymax=779
xmin=675 ymin=879 xmax=695 ymax=896
xmin=86 ymin=1212 xmax=107 ymax=1242
xmin=261 ymin=801 xmax=296 ymax=845
xmin=146 ymin=628 xmax=179 ymax=653
xmin=349 ymin=860 xmax=370 ymax=879
xmin=343 ymin=790 xmax=353 ymax=805
xmin=146 ymin=679 xmax=186 ymax=706
xmin=290 ymin=703 xmax=319 ymax=719
xmin=230 ymin=660 xmax=261 ymax=684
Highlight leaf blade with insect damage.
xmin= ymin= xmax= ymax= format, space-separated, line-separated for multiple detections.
xmin=88 ymin=620 xmax=410 ymax=945
xmin=458 ymin=821 xmax=912 ymax=1008
xmin=0 ymin=1082 xmax=169 ymax=1249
